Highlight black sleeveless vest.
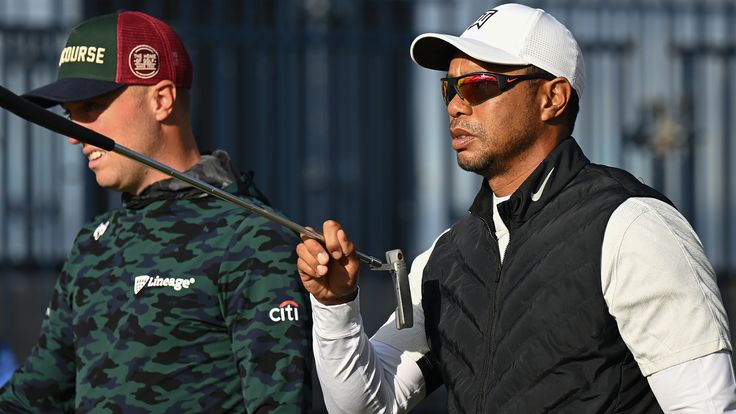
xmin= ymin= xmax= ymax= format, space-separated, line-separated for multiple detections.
xmin=422 ymin=138 xmax=669 ymax=413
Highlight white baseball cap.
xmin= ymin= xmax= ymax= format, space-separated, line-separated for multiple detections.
xmin=410 ymin=3 xmax=585 ymax=97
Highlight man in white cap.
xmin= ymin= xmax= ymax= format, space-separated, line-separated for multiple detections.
xmin=297 ymin=3 xmax=736 ymax=413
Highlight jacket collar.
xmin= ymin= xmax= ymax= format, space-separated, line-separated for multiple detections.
xmin=469 ymin=137 xmax=590 ymax=230
xmin=122 ymin=149 xmax=267 ymax=209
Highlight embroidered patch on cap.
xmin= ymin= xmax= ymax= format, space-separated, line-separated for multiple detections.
xmin=129 ymin=44 xmax=160 ymax=79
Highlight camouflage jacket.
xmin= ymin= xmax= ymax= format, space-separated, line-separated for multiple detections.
xmin=0 ymin=151 xmax=312 ymax=413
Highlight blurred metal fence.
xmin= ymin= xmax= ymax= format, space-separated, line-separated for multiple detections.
xmin=0 ymin=0 xmax=82 ymax=378
xmin=2 ymin=0 xmax=736 ymax=411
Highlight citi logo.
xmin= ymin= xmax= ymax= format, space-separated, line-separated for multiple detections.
xmin=269 ymin=300 xmax=300 ymax=322
xmin=134 ymin=275 xmax=195 ymax=295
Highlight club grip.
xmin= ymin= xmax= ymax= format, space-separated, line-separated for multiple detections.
xmin=0 ymin=85 xmax=116 ymax=151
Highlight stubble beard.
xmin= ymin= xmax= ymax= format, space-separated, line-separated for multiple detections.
xmin=453 ymin=120 xmax=537 ymax=179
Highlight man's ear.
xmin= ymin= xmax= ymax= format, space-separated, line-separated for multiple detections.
xmin=539 ymin=78 xmax=572 ymax=123
xmin=150 ymin=80 xmax=176 ymax=122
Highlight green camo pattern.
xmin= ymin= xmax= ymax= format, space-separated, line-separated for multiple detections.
xmin=0 ymin=166 xmax=312 ymax=413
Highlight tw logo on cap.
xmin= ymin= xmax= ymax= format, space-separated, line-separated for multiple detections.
xmin=269 ymin=300 xmax=301 ymax=323
xmin=467 ymin=9 xmax=498 ymax=30
xmin=128 ymin=44 xmax=160 ymax=79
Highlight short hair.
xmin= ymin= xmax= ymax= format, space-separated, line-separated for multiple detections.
xmin=176 ymin=88 xmax=191 ymax=114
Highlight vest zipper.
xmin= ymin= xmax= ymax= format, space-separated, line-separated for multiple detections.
xmin=476 ymin=214 xmax=505 ymax=413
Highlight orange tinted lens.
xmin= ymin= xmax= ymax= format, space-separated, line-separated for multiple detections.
xmin=456 ymin=74 xmax=500 ymax=105
xmin=442 ymin=79 xmax=456 ymax=105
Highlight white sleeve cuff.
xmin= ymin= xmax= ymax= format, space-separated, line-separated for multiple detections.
xmin=310 ymin=293 xmax=363 ymax=340
xmin=648 ymin=351 xmax=736 ymax=412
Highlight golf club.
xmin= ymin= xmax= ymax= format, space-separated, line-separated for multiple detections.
xmin=0 ymin=84 xmax=413 ymax=329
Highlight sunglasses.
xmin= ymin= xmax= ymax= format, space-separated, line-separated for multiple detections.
xmin=441 ymin=71 xmax=556 ymax=106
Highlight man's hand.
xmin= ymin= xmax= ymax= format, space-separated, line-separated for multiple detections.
xmin=296 ymin=220 xmax=360 ymax=305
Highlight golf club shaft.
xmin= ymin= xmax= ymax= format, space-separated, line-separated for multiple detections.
xmin=115 ymin=145 xmax=384 ymax=267
xmin=0 ymin=84 xmax=385 ymax=268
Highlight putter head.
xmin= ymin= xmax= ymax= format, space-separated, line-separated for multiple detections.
xmin=385 ymin=249 xmax=413 ymax=329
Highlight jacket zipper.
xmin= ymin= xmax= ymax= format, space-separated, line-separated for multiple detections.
xmin=476 ymin=214 xmax=506 ymax=413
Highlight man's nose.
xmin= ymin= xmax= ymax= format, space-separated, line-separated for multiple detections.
xmin=68 ymin=136 xmax=81 ymax=145
xmin=447 ymin=94 xmax=472 ymax=118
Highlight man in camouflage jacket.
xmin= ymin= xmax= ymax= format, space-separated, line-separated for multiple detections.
xmin=0 ymin=11 xmax=311 ymax=413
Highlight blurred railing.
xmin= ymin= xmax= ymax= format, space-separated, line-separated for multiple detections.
xmin=2 ymin=0 xmax=736 ymax=411
xmin=0 ymin=0 xmax=82 ymax=378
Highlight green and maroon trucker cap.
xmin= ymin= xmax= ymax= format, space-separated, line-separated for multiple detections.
xmin=23 ymin=11 xmax=192 ymax=107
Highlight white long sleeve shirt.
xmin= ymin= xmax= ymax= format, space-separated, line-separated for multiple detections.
xmin=312 ymin=197 xmax=736 ymax=413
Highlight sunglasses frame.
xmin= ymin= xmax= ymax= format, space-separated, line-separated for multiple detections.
xmin=441 ymin=70 xmax=556 ymax=106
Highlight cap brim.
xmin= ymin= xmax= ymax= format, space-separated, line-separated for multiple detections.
xmin=22 ymin=78 xmax=125 ymax=108
xmin=410 ymin=33 xmax=529 ymax=71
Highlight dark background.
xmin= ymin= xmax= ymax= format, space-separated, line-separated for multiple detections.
xmin=2 ymin=0 xmax=736 ymax=412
